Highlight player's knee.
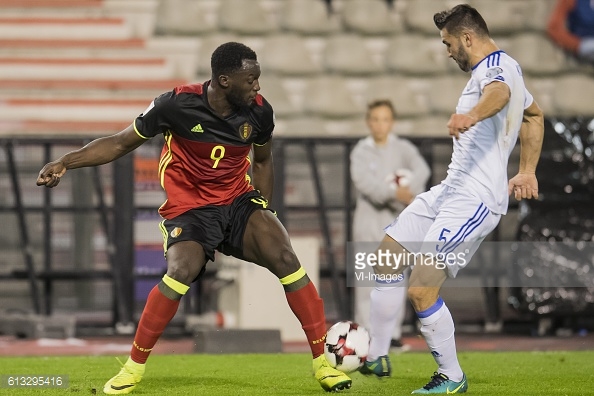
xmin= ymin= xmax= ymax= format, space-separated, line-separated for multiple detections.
xmin=279 ymin=247 xmax=299 ymax=267
xmin=274 ymin=247 xmax=300 ymax=276
xmin=407 ymin=287 xmax=437 ymax=311
xmin=166 ymin=264 xmax=197 ymax=285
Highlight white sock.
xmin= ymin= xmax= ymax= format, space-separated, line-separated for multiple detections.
xmin=417 ymin=297 xmax=463 ymax=382
xmin=391 ymin=287 xmax=406 ymax=340
xmin=367 ymin=282 xmax=406 ymax=360
xmin=354 ymin=286 xmax=371 ymax=329
xmin=355 ymin=284 xmax=406 ymax=340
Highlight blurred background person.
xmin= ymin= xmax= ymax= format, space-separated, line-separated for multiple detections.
xmin=350 ymin=99 xmax=431 ymax=350
xmin=547 ymin=0 xmax=594 ymax=64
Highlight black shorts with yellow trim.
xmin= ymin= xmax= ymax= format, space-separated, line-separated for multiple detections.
xmin=159 ymin=190 xmax=275 ymax=263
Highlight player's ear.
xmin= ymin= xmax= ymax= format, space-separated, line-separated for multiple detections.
xmin=462 ymin=32 xmax=472 ymax=48
xmin=218 ymin=74 xmax=230 ymax=88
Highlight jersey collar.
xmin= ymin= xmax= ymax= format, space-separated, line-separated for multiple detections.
xmin=471 ymin=50 xmax=505 ymax=71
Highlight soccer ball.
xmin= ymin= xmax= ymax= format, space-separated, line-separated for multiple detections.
xmin=324 ymin=320 xmax=370 ymax=373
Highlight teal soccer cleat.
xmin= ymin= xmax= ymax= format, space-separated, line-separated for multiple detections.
xmin=359 ymin=355 xmax=391 ymax=377
xmin=411 ymin=372 xmax=467 ymax=394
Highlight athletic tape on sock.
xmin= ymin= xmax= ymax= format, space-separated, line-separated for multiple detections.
xmin=160 ymin=275 xmax=189 ymax=299
xmin=279 ymin=267 xmax=310 ymax=292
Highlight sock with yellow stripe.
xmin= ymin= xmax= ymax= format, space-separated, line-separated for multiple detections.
xmin=281 ymin=267 xmax=327 ymax=358
xmin=130 ymin=275 xmax=189 ymax=364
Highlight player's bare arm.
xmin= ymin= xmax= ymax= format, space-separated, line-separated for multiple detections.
xmin=252 ymin=141 xmax=273 ymax=202
xmin=447 ymin=81 xmax=511 ymax=139
xmin=36 ymin=124 xmax=146 ymax=188
xmin=508 ymin=100 xmax=544 ymax=200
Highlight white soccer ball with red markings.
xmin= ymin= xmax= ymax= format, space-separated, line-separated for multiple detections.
xmin=324 ymin=320 xmax=370 ymax=373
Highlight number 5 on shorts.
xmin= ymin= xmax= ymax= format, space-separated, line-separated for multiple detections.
xmin=436 ymin=228 xmax=450 ymax=251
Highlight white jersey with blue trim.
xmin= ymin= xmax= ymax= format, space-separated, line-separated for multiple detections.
xmin=443 ymin=50 xmax=534 ymax=215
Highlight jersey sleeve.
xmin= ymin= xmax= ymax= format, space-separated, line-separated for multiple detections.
xmin=478 ymin=64 xmax=513 ymax=93
xmin=133 ymin=90 xmax=176 ymax=139
xmin=253 ymin=96 xmax=275 ymax=146
xmin=523 ymin=87 xmax=534 ymax=109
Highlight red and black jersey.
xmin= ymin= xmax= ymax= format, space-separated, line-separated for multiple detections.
xmin=133 ymin=81 xmax=274 ymax=219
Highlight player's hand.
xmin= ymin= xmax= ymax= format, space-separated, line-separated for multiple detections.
xmin=37 ymin=161 xmax=67 ymax=188
xmin=508 ymin=172 xmax=539 ymax=200
xmin=447 ymin=113 xmax=477 ymax=139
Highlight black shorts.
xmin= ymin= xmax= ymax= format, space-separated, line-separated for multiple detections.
xmin=159 ymin=190 xmax=274 ymax=263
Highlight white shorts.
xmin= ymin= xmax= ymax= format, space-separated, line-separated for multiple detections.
xmin=384 ymin=183 xmax=501 ymax=277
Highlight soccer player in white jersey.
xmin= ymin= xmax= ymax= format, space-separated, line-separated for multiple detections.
xmin=358 ymin=4 xmax=544 ymax=394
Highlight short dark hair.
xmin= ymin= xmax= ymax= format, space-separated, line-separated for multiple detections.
xmin=433 ymin=4 xmax=489 ymax=37
xmin=211 ymin=42 xmax=257 ymax=78
xmin=367 ymin=99 xmax=396 ymax=119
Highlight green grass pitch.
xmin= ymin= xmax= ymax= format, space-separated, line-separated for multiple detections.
xmin=0 ymin=351 xmax=592 ymax=395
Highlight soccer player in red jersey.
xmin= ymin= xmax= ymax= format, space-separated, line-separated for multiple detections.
xmin=37 ymin=42 xmax=351 ymax=394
